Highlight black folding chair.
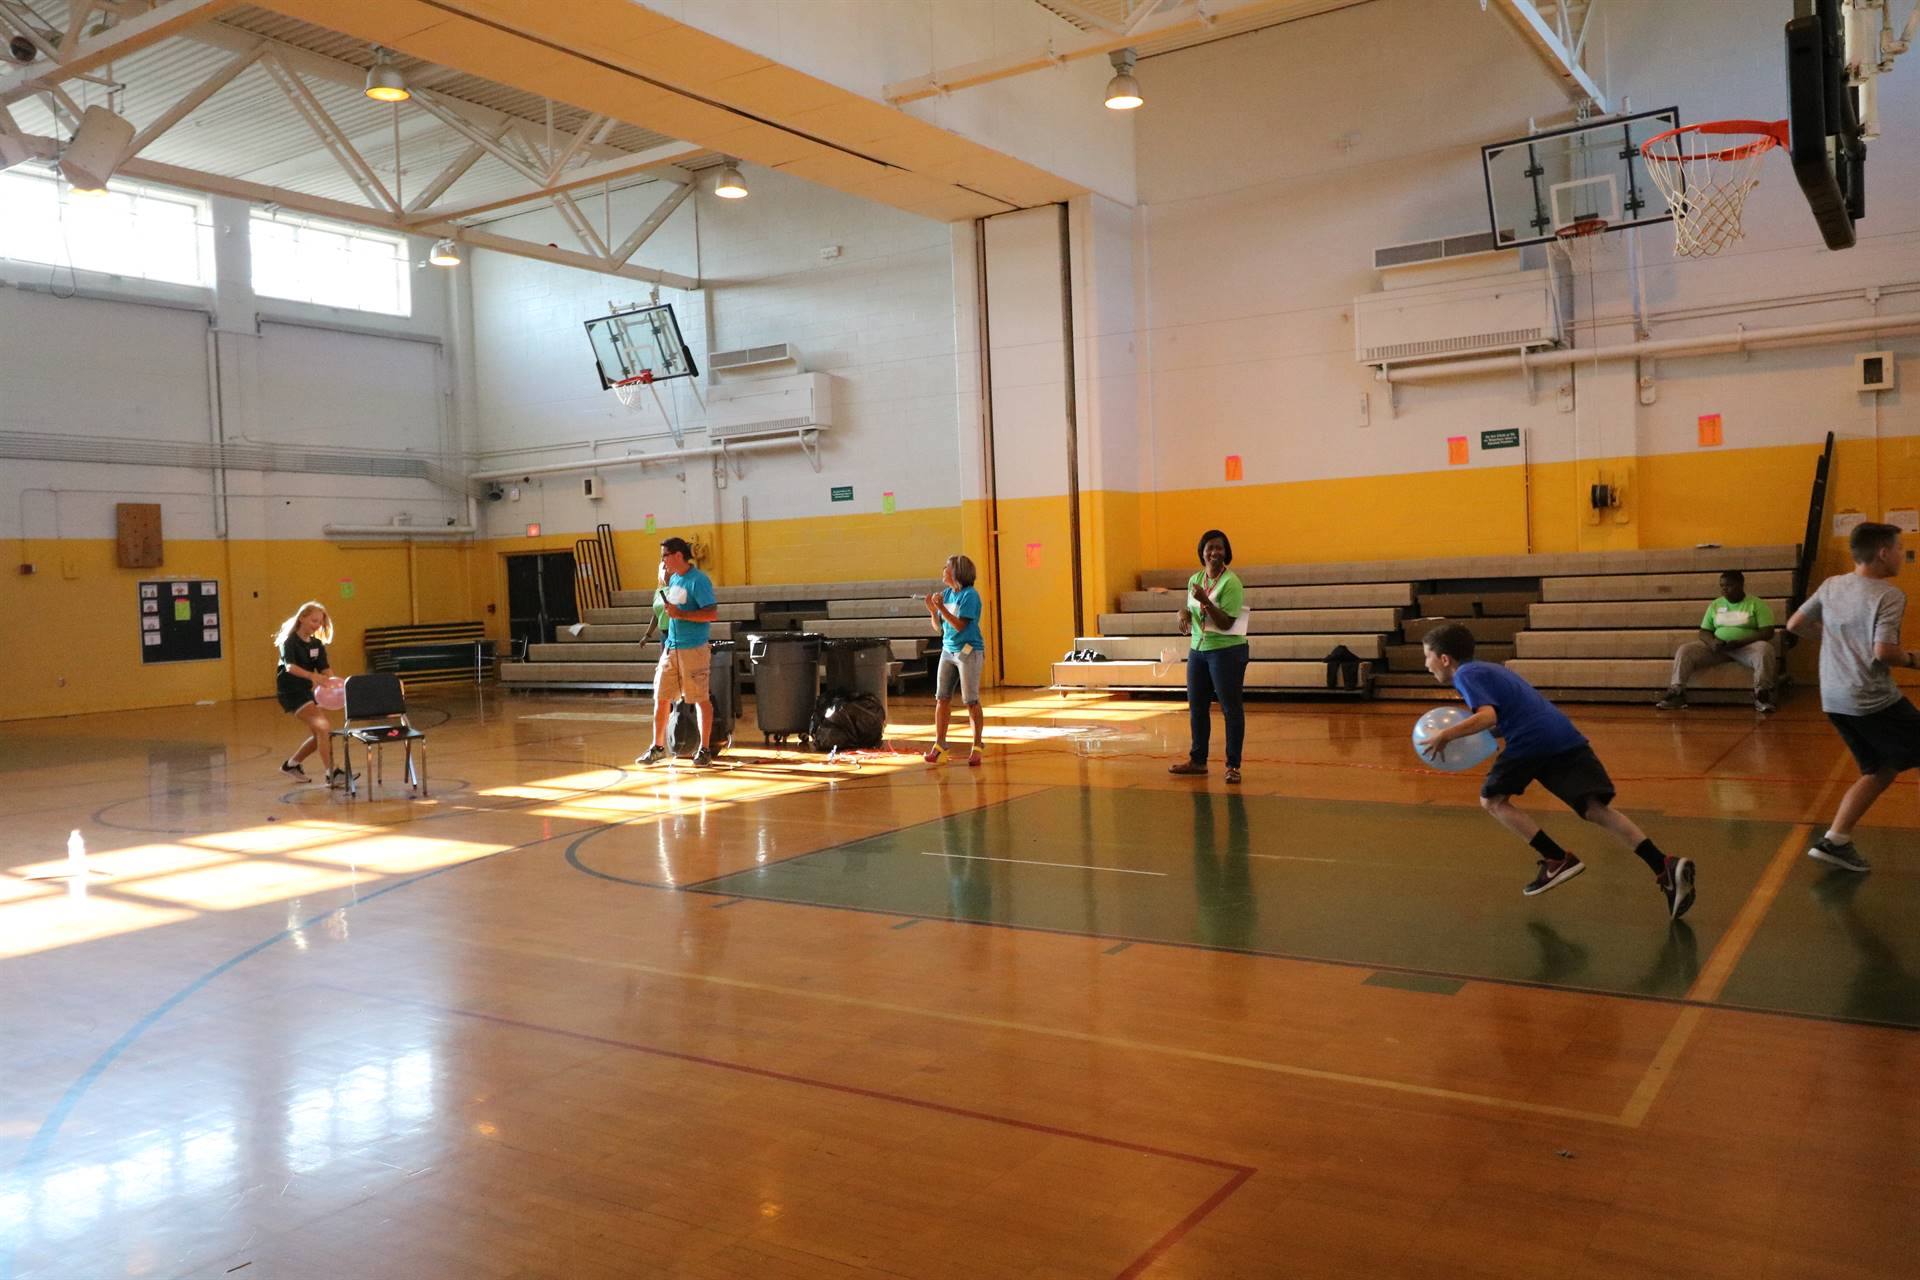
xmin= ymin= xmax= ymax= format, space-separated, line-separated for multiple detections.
xmin=330 ymin=674 xmax=427 ymax=799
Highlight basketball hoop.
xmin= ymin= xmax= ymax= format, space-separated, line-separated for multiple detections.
xmin=1552 ymin=214 xmax=1610 ymax=275
xmin=1641 ymin=119 xmax=1790 ymax=258
xmin=611 ymin=370 xmax=654 ymax=408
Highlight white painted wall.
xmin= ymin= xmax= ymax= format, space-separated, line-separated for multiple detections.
xmin=1126 ymin=0 xmax=1920 ymax=495
xmin=651 ymin=0 xmax=1136 ymax=205
xmin=468 ymin=167 xmax=965 ymax=534
xmin=0 ymin=193 xmax=463 ymax=544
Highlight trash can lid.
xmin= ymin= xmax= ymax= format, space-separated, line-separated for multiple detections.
xmin=820 ymin=636 xmax=891 ymax=651
xmin=709 ymin=638 xmax=737 ymax=652
xmin=745 ymin=631 xmax=821 ymax=644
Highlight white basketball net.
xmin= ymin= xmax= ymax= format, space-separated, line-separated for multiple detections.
xmin=1642 ymin=121 xmax=1785 ymax=258
xmin=611 ymin=372 xmax=653 ymax=408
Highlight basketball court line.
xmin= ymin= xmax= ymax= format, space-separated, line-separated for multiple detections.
xmin=483 ymin=938 xmax=1632 ymax=1127
xmin=1615 ymin=749 xmax=1855 ymax=1129
xmin=324 ymin=983 xmax=1257 ymax=1280
xmin=917 ymin=850 xmax=1167 ymax=876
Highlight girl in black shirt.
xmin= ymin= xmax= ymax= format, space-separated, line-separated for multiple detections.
xmin=275 ymin=601 xmax=348 ymax=786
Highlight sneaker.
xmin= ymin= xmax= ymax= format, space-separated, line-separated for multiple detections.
xmin=967 ymin=748 xmax=982 ymax=767
xmin=1755 ymin=692 xmax=1778 ymax=714
xmin=1808 ymin=836 xmax=1870 ymax=873
xmin=1224 ymin=766 xmax=1241 ymax=784
xmin=280 ymin=759 xmax=308 ymax=782
xmin=1522 ymin=854 xmax=1585 ymax=897
xmin=325 ymin=767 xmax=357 ymax=790
xmin=1167 ymin=760 xmax=1207 ymax=776
xmin=1658 ymin=855 xmax=1697 ymax=920
xmin=1654 ymin=689 xmax=1687 ymax=710
xmin=635 ymin=746 xmax=667 ymax=766
xmin=692 ymin=747 xmax=714 ymax=768
xmin=924 ymin=745 xmax=947 ymax=765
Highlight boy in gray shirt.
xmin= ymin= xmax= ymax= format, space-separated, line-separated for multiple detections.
xmin=1786 ymin=521 xmax=1920 ymax=871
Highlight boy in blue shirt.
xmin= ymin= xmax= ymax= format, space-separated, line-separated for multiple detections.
xmin=1418 ymin=623 xmax=1695 ymax=917
xmin=924 ymin=554 xmax=986 ymax=766
xmin=636 ymin=537 xmax=720 ymax=767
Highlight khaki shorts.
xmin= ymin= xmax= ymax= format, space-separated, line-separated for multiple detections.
xmin=654 ymin=646 xmax=711 ymax=704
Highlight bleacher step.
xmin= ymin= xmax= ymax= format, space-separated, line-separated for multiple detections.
xmin=1096 ymin=607 xmax=1400 ymax=636
xmin=1074 ymin=634 xmax=1386 ymax=661
xmin=1505 ymin=658 xmax=1753 ymax=690
xmin=1516 ymin=630 xmax=1704 ymax=659
xmin=1115 ymin=583 xmax=1413 ymax=611
xmin=1053 ymin=660 xmax=1373 ymax=691
xmin=1540 ymin=570 xmax=1792 ymax=604
xmin=1529 ymin=599 xmax=1787 ymax=630
xmin=1137 ymin=545 xmax=1797 ymax=591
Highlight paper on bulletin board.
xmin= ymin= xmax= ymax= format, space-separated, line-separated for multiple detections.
xmin=1887 ymin=508 xmax=1919 ymax=533
xmin=174 ymin=600 xmax=191 ymax=621
xmin=1446 ymin=436 xmax=1469 ymax=465
xmin=1833 ymin=511 xmax=1867 ymax=537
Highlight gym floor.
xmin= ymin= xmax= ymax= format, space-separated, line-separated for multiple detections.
xmin=3 ymin=687 xmax=1917 ymax=1279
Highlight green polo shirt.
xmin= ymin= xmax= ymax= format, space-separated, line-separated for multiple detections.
xmin=1701 ymin=594 xmax=1774 ymax=644
xmin=1187 ymin=570 xmax=1248 ymax=651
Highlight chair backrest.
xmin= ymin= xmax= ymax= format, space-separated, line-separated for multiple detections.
xmin=342 ymin=673 xmax=407 ymax=721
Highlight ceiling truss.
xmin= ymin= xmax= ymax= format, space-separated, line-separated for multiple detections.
xmin=1491 ymin=0 xmax=1609 ymax=112
xmin=0 ymin=0 xmax=702 ymax=288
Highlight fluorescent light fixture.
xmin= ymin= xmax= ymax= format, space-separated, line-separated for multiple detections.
xmin=1104 ymin=49 xmax=1143 ymax=110
xmin=428 ymin=238 xmax=461 ymax=266
xmin=364 ymin=47 xmax=410 ymax=103
xmin=714 ymin=160 xmax=748 ymax=199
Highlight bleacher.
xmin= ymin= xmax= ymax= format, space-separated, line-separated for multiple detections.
xmin=498 ymin=579 xmax=940 ymax=693
xmin=1058 ymin=543 xmax=1801 ymax=702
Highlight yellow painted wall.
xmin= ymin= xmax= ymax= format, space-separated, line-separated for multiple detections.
xmin=1 ymin=538 xmax=479 ymax=723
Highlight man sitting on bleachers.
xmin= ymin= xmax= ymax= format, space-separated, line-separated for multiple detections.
xmin=1654 ymin=570 xmax=1779 ymax=713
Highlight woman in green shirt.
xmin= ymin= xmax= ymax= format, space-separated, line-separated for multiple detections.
xmin=1169 ymin=529 xmax=1250 ymax=784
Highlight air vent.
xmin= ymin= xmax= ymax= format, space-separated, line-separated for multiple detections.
xmin=710 ymin=343 xmax=798 ymax=371
xmin=1373 ymin=230 xmax=1507 ymax=271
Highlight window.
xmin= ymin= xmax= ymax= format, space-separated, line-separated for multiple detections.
xmin=249 ymin=212 xmax=411 ymax=317
xmin=0 ymin=166 xmax=215 ymax=288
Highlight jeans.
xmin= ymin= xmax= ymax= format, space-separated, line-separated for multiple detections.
xmin=1187 ymin=643 xmax=1250 ymax=769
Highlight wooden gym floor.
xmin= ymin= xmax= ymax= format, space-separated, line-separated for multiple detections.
xmin=2 ymin=686 xmax=1917 ymax=1279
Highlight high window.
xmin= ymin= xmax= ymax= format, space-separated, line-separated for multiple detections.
xmin=0 ymin=167 xmax=216 ymax=288
xmin=250 ymin=211 xmax=411 ymax=317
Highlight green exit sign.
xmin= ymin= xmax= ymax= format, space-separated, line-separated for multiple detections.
xmin=1480 ymin=428 xmax=1521 ymax=450
xmin=830 ymin=485 xmax=854 ymax=502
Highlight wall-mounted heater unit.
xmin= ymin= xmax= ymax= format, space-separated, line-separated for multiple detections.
xmin=706 ymin=372 xmax=833 ymax=442
xmin=1354 ymin=269 xmax=1558 ymax=367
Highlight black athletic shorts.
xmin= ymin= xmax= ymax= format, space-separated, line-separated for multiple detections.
xmin=276 ymin=673 xmax=314 ymax=714
xmin=1827 ymin=697 xmax=1920 ymax=774
xmin=1481 ymin=744 xmax=1616 ymax=814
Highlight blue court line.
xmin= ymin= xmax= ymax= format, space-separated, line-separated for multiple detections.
xmin=0 ymin=768 xmax=648 ymax=1280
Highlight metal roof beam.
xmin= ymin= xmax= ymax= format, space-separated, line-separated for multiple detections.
xmin=1491 ymin=0 xmax=1610 ymax=112
xmin=883 ymin=0 xmax=1300 ymax=104
xmin=10 ymin=131 xmax=700 ymax=289
xmin=260 ymin=50 xmax=400 ymax=214
xmin=0 ymin=0 xmax=243 ymax=105
xmin=406 ymin=141 xmax=700 ymax=226
xmin=609 ymin=181 xmax=690 ymax=269
xmin=126 ymin=43 xmax=261 ymax=156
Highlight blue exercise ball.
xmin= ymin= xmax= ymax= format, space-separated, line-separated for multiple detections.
xmin=1412 ymin=706 xmax=1498 ymax=771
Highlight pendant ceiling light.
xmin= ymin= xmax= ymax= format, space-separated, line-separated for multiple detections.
xmin=714 ymin=159 xmax=748 ymax=199
xmin=1104 ymin=48 xmax=1143 ymax=110
xmin=364 ymin=47 xmax=410 ymax=103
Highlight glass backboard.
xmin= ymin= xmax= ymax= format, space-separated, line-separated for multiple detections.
xmin=584 ymin=302 xmax=698 ymax=388
xmin=1482 ymin=107 xmax=1681 ymax=247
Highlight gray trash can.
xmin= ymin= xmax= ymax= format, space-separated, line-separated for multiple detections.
xmin=748 ymin=632 xmax=821 ymax=743
xmin=707 ymin=640 xmax=736 ymax=751
xmin=821 ymin=637 xmax=892 ymax=716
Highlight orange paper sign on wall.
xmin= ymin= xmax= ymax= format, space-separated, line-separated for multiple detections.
xmin=1446 ymin=436 xmax=1469 ymax=465
xmin=525 ymin=523 xmax=541 ymax=538
xmin=1025 ymin=542 xmax=1042 ymax=569
xmin=1698 ymin=413 xmax=1723 ymax=446
xmin=1224 ymin=454 xmax=1243 ymax=482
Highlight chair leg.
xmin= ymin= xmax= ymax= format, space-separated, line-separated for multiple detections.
xmin=419 ymin=741 xmax=428 ymax=797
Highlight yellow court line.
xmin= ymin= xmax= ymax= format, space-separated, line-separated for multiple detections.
xmin=1617 ymin=750 xmax=1855 ymax=1128
xmin=491 ymin=939 xmax=1630 ymax=1127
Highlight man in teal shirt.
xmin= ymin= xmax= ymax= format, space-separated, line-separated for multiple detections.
xmin=1656 ymin=570 xmax=1780 ymax=713
xmin=637 ymin=537 xmax=720 ymax=765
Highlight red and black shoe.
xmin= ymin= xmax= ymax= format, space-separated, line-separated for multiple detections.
xmin=1523 ymin=854 xmax=1585 ymax=897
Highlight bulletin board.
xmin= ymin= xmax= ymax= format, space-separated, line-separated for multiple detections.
xmin=139 ymin=579 xmax=222 ymax=664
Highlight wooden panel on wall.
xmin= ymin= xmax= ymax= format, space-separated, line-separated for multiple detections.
xmin=116 ymin=503 xmax=163 ymax=568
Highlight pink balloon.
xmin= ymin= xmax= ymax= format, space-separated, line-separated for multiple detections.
xmin=314 ymin=678 xmax=346 ymax=711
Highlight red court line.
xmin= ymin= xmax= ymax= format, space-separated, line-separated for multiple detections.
xmin=335 ymin=986 xmax=1257 ymax=1279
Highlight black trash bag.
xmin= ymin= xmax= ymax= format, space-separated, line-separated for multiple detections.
xmin=811 ymin=692 xmax=887 ymax=752
xmin=667 ymin=698 xmax=704 ymax=757
xmin=1324 ymin=644 xmax=1361 ymax=690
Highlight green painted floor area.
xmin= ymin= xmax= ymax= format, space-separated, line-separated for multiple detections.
xmin=697 ymin=788 xmax=1919 ymax=1025
xmin=1722 ymin=861 xmax=1920 ymax=1027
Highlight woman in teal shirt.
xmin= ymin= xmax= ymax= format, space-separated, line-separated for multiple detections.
xmin=1169 ymin=529 xmax=1249 ymax=783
